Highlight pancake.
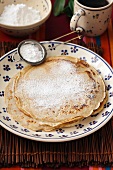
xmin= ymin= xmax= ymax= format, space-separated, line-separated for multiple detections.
xmin=5 ymin=76 xmax=83 ymax=131
xmin=5 ymin=76 xmax=107 ymax=131
xmin=5 ymin=56 xmax=107 ymax=131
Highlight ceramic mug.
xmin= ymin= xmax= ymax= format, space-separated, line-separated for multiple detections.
xmin=70 ymin=0 xmax=113 ymax=36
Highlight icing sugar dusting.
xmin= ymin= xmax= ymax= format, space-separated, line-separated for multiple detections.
xmin=17 ymin=60 xmax=95 ymax=108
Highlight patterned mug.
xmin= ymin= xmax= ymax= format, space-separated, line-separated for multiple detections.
xmin=70 ymin=0 xmax=113 ymax=36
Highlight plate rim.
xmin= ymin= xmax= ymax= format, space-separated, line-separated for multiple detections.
xmin=0 ymin=110 xmax=113 ymax=142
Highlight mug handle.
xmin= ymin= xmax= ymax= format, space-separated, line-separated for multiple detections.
xmin=70 ymin=9 xmax=85 ymax=33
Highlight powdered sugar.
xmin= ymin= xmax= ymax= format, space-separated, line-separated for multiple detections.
xmin=20 ymin=44 xmax=43 ymax=62
xmin=0 ymin=4 xmax=41 ymax=26
xmin=16 ymin=60 xmax=95 ymax=108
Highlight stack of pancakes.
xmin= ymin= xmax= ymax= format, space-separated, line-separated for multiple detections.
xmin=5 ymin=56 xmax=107 ymax=131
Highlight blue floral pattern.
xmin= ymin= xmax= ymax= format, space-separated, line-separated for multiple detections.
xmin=70 ymin=131 xmax=78 ymax=135
xmin=106 ymin=84 xmax=112 ymax=91
xmin=84 ymin=127 xmax=92 ymax=132
xmin=8 ymin=55 xmax=14 ymax=62
xmin=102 ymin=111 xmax=110 ymax=117
xmin=89 ymin=121 xmax=97 ymax=125
xmin=104 ymin=102 xmax=111 ymax=108
xmin=15 ymin=64 xmax=24 ymax=70
xmin=0 ymin=91 xmax=4 ymax=97
xmin=21 ymin=128 xmax=30 ymax=132
xmin=10 ymin=125 xmax=18 ymax=129
xmin=97 ymin=69 xmax=101 ymax=74
xmin=3 ymin=75 xmax=10 ymax=82
xmin=91 ymin=56 xmax=98 ymax=63
xmin=61 ymin=49 xmax=68 ymax=55
xmin=105 ymin=74 xmax=112 ymax=80
xmin=45 ymin=134 xmax=54 ymax=137
xmin=2 ymin=108 xmax=7 ymax=112
xmin=80 ymin=56 xmax=87 ymax=61
xmin=32 ymin=134 xmax=41 ymax=137
xmin=3 ymin=116 xmax=11 ymax=121
xmin=3 ymin=65 xmax=11 ymax=71
xmin=0 ymin=42 xmax=113 ymax=142
xmin=48 ymin=43 xmax=56 ymax=50
xmin=109 ymin=92 xmax=113 ymax=97
xmin=59 ymin=135 xmax=68 ymax=138
xmin=75 ymin=124 xmax=84 ymax=129
xmin=70 ymin=46 xmax=78 ymax=53
xmin=56 ymin=128 xmax=65 ymax=134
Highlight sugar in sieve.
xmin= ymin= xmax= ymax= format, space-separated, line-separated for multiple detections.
xmin=12 ymin=31 xmax=83 ymax=65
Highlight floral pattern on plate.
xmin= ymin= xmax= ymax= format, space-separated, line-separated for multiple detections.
xmin=0 ymin=41 xmax=113 ymax=142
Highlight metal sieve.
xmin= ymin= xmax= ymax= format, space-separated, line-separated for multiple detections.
xmin=12 ymin=31 xmax=83 ymax=65
xmin=17 ymin=39 xmax=47 ymax=65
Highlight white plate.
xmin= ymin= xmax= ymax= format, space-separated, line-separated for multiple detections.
xmin=0 ymin=41 xmax=113 ymax=142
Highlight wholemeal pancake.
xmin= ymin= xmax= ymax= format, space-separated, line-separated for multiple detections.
xmin=5 ymin=56 xmax=107 ymax=131
xmin=5 ymin=75 xmax=107 ymax=131
xmin=5 ymin=76 xmax=83 ymax=131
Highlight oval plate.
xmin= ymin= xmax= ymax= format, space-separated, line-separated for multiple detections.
xmin=0 ymin=41 xmax=113 ymax=142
